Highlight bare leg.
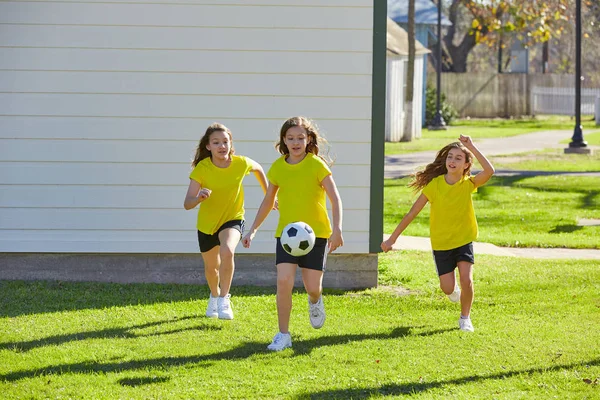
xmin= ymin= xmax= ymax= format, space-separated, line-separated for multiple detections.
xmin=275 ymin=263 xmax=297 ymax=334
xmin=438 ymin=270 xmax=457 ymax=295
xmin=457 ymin=261 xmax=474 ymax=317
xmin=301 ymin=268 xmax=324 ymax=304
xmin=217 ymin=228 xmax=242 ymax=297
xmin=201 ymin=246 xmax=220 ymax=297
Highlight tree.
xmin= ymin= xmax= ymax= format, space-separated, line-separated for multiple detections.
xmin=402 ymin=0 xmax=416 ymax=141
xmin=442 ymin=0 xmax=571 ymax=73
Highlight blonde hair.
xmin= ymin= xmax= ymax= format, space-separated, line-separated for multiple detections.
xmin=276 ymin=116 xmax=333 ymax=166
xmin=191 ymin=123 xmax=235 ymax=167
xmin=409 ymin=142 xmax=473 ymax=192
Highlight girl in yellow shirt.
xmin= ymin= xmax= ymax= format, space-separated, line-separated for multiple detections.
xmin=242 ymin=116 xmax=344 ymax=351
xmin=381 ymin=135 xmax=495 ymax=332
xmin=184 ymin=123 xmax=268 ymax=320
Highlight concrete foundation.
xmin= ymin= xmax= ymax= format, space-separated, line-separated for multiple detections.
xmin=0 ymin=253 xmax=378 ymax=290
xmin=564 ymin=147 xmax=594 ymax=155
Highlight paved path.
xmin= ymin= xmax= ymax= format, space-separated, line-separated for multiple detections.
xmin=384 ymin=130 xmax=600 ymax=259
xmin=384 ymin=130 xmax=599 ymax=179
xmin=382 ymin=234 xmax=600 ymax=260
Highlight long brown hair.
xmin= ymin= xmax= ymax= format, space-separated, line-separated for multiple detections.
xmin=409 ymin=142 xmax=473 ymax=192
xmin=191 ymin=123 xmax=235 ymax=167
xmin=275 ymin=116 xmax=333 ymax=165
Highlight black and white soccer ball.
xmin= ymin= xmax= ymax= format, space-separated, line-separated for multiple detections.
xmin=280 ymin=221 xmax=316 ymax=257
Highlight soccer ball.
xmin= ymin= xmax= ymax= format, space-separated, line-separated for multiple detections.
xmin=280 ymin=221 xmax=316 ymax=257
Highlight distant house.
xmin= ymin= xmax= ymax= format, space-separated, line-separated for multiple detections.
xmin=386 ymin=19 xmax=431 ymax=141
xmin=388 ymin=0 xmax=452 ymax=125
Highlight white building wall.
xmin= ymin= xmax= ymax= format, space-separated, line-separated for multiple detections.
xmin=385 ymin=56 xmax=424 ymax=142
xmin=0 ymin=0 xmax=374 ymax=254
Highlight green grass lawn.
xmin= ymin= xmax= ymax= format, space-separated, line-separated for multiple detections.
xmin=384 ymin=175 xmax=600 ymax=249
xmin=386 ymin=116 xmax=600 ymax=155
xmin=1 ymin=254 xmax=599 ymax=399
xmin=490 ymin=130 xmax=600 ymax=172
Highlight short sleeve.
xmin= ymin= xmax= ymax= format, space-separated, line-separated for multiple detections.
xmin=468 ymin=177 xmax=478 ymax=193
xmin=266 ymin=162 xmax=278 ymax=186
xmin=314 ymin=156 xmax=332 ymax=182
xmin=189 ymin=163 xmax=203 ymax=184
xmin=422 ymin=180 xmax=435 ymax=202
xmin=240 ymin=155 xmax=253 ymax=176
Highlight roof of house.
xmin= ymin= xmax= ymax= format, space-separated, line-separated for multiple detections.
xmin=387 ymin=18 xmax=431 ymax=57
xmin=388 ymin=0 xmax=452 ymax=26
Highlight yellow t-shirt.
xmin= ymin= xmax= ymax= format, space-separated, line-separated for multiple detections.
xmin=267 ymin=153 xmax=332 ymax=238
xmin=189 ymin=155 xmax=253 ymax=235
xmin=422 ymin=175 xmax=478 ymax=251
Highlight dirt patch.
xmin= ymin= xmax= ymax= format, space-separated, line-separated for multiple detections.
xmin=344 ymin=285 xmax=417 ymax=298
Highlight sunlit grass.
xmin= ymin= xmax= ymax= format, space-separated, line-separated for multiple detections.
xmin=1 ymin=257 xmax=599 ymax=399
xmin=384 ymin=175 xmax=600 ymax=249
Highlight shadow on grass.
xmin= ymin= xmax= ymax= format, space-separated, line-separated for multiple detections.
xmin=0 ymin=315 xmax=219 ymax=353
xmin=0 ymin=281 xmax=361 ymax=318
xmin=486 ymin=174 xmax=600 ymax=212
xmin=549 ymin=224 xmax=584 ymax=233
xmin=300 ymin=357 xmax=600 ymax=399
xmin=0 ymin=326 xmax=451 ymax=382
xmin=0 ymin=281 xmax=279 ymax=317
xmin=118 ymin=376 xmax=170 ymax=387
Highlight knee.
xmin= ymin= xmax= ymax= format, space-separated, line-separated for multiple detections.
xmin=440 ymin=283 xmax=454 ymax=295
xmin=220 ymin=246 xmax=235 ymax=260
xmin=304 ymin=283 xmax=322 ymax=298
xmin=460 ymin=275 xmax=473 ymax=290
xmin=277 ymin=274 xmax=295 ymax=291
xmin=204 ymin=265 xmax=219 ymax=275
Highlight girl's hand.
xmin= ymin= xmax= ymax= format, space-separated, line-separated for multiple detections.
xmin=241 ymin=232 xmax=254 ymax=248
xmin=198 ymin=188 xmax=212 ymax=202
xmin=458 ymin=134 xmax=474 ymax=148
xmin=380 ymin=239 xmax=394 ymax=253
xmin=328 ymin=229 xmax=344 ymax=253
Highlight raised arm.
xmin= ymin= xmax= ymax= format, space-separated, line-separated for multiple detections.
xmin=241 ymin=184 xmax=279 ymax=248
xmin=381 ymin=193 xmax=428 ymax=252
xmin=322 ymin=174 xmax=344 ymax=253
xmin=183 ymin=179 xmax=211 ymax=210
xmin=459 ymin=135 xmax=495 ymax=188
xmin=248 ymin=158 xmax=269 ymax=194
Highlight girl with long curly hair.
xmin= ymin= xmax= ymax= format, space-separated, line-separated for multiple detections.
xmin=242 ymin=116 xmax=344 ymax=351
xmin=381 ymin=135 xmax=495 ymax=332
xmin=184 ymin=123 xmax=269 ymax=320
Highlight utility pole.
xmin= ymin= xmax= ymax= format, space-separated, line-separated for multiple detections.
xmin=429 ymin=0 xmax=447 ymax=130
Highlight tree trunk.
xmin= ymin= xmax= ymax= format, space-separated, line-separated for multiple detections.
xmin=402 ymin=0 xmax=416 ymax=142
xmin=444 ymin=0 xmax=490 ymax=73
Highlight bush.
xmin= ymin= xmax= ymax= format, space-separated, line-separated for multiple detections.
xmin=425 ymin=86 xmax=458 ymax=126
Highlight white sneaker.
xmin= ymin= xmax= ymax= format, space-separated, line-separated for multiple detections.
xmin=267 ymin=332 xmax=292 ymax=351
xmin=447 ymin=286 xmax=461 ymax=303
xmin=205 ymin=294 xmax=218 ymax=318
xmin=217 ymin=294 xmax=234 ymax=320
xmin=459 ymin=317 xmax=475 ymax=332
xmin=308 ymin=295 xmax=326 ymax=329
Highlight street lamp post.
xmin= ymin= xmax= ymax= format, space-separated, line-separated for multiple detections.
xmin=568 ymin=0 xmax=587 ymax=149
xmin=429 ymin=0 xmax=447 ymax=130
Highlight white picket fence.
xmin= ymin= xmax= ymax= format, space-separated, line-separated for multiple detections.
xmin=531 ymin=86 xmax=600 ymax=115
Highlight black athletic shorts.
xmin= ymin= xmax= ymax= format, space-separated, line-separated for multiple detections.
xmin=197 ymin=220 xmax=244 ymax=253
xmin=432 ymin=242 xmax=475 ymax=276
xmin=275 ymin=237 xmax=328 ymax=271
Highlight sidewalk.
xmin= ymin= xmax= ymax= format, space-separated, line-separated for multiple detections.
xmin=384 ymin=130 xmax=599 ymax=179
xmin=384 ymin=129 xmax=600 ymax=259
xmin=382 ymin=234 xmax=600 ymax=260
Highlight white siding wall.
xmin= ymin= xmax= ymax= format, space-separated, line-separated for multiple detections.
xmin=0 ymin=0 xmax=374 ymax=254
